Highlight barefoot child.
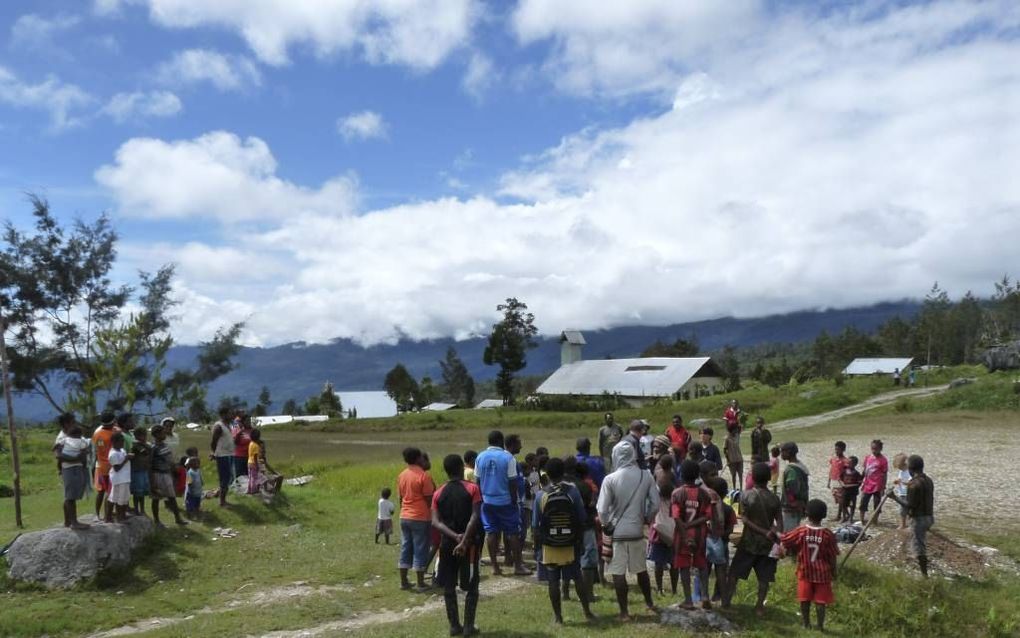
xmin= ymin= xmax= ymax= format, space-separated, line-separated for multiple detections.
xmin=725 ymin=462 xmax=782 ymax=616
xmin=827 ymin=441 xmax=849 ymax=520
xmin=723 ymin=430 xmax=743 ymax=495
xmin=672 ymin=460 xmax=713 ymax=610
xmin=768 ymin=446 xmax=781 ymax=495
xmin=107 ymin=432 xmax=133 ymax=523
xmin=149 ymin=424 xmax=188 ymax=527
xmin=781 ymin=499 xmax=838 ymax=631
xmin=892 ymin=453 xmax=910 ymax=530
xmin=376 ymin=487 xmax=395 ymax=544
xmin=185 ymin=456 xmax=203 ymax=519
xmin=860 ymin=440 xmax=888 ymax=525
xmin=130 ymin=426 xmax=151 ymax=516
xmin=840 ymin=456 xmax=863 ymax=523
xmin=707 ymin=477 xmax=737 ymax=604
xmin=649 ymin=455 xmax=678 ymax=596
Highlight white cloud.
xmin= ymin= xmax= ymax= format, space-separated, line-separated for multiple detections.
xmin=102 ymin=90 xmax=182 ymax=122
xmin=156 ymin=49 xmax=261 ymax=92
xmin=336 ymin=110 xmax=387 ymax=142
xmin=96 ymin=0 xmax=477 ymax=69
xmin=95 ymin=131 xmax=357 ymax=222
xmin=462 ymin=52 xmax=496 ymax=100
xmin=0 ymin=66 xmax=92 ymax=130
xmin=98 ymin=1 xmax=1020 ymax=346
xmin=10 ymin=13 xmax=81 ymax=52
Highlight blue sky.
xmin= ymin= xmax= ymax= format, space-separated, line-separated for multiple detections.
xmin=1 ymin=1 xmax=1019 ymax=346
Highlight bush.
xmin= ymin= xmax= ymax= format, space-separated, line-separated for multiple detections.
xmin=0 ymin=484 xmax=13 ymax=498
xmin=894 ymin=397 xmax=914 ymax=413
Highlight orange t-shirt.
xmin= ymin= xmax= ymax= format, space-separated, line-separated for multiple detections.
xmin=397 ymin=465 xmax=435 ymax=521
xmin=92 ymin=426 xmax=118 ymax=472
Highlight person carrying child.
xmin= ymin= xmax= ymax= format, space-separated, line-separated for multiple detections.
xmin=892 ymin=453 xmax=911 ymax=530
xmin=780 ymin=499 xmax=839 ymax=631
xmin=432 ymin=454 xmax=485 ymax=636
xmin=54 ymin=416 xmax=91 ymax=530
xmin=827 ymin=441 xmax=850 ymax=521
xmin=885 ymin=454 xmax=934 ymax=577
xmin=839 ymin=456 xmax=863 ymax=523
xmin=185 ymin=456 xmax=203 ymax=519
xmin=107 ymin=432 xmax=133 ymax=523
xmin=130 ymin=426 xmax=151 ymax=516
xmin=376 ymin=487 xmax=395 ymax=544
xmin=725 ymin=462 xmax=782 ymax=617
xmin=672 ymin=459 xmax=714 ymax=610
xmin=859 ymin=439 xmax=888 ymax=525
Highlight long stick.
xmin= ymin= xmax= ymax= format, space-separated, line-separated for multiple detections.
xmin=0 ymin=311 xmax=23 ymax=528
xmin=840 ymin=491 xmax=891 ymax=568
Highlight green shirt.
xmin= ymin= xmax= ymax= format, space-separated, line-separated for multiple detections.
xmin=738 ymin=486 xmax=780 ymax=555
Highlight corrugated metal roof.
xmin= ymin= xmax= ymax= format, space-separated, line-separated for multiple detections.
xmin=561 ymin=330 xmax=586 ymax=345
xmin=536 ymin=357 xmax=719 ymax=397
xmin=843 ymin=357 xmax=914 ymax=375
xmin=335 ymin=391 xmax=398 ymax=418
xmin=423 ymin=402 xmax=458 ymax=411
xmin=474 ymin=398 xmax=504 ymax=409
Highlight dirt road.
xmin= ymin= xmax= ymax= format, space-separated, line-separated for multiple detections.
xmin=770 ymin=384 xmax=949 ymax=431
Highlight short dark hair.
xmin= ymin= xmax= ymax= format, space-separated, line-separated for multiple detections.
xmin=133 ymin=425 xmax=146 ymax=438
xmin=69 ymin=425 xmax=83 ymax=438
xmin=806 ymin=499 xmax=827 ymax=522
xmin=116 ymin=413 xmax=133 ymax=427
xmin=680 ymin=459 xmax=700 ymax=482
xmin=835 ymin=441 xmax=846 ymax=451
xmin=524 ymin=452 xmax=536 ymax=464
xmin=781 ymin=441 xmax=799 ymax=455
xmin=708 ymin=477 xmax=728 ymax=498
xmin=58 ymin=413 xmax=75 ymax=428
xmin=658 ymin=454 xmax=674 ymax=472
xmin=536 ymin=446 xmax=549 ymax=456
xmin=699 ymin=460 xmax=718 ymax=479
xmin=464 ymin=450 xmax=478 ymax=465
xmin=770 ymin=445 xmax=781 ymax=456
xmin=576 ymin=437 xmax=591 ymax=453
xmin=488 ymin=430 xmax=504 ymax=447
xmin=563 ymin=455 xmax=577 ymax=475
xmin=546 ymin=456 xmax=565 ymax=481
xmin=672 ymin=414 xmax=682 ymax=421
xmin=688 ymin=441 xmax=703 ymax=456
xmin=505 ymin=434 xmax=521 ymax=449
xmin=111 ymin=432 xmax=125 ymax=445
xmin=752 ymin=462 xmax=771 ymax=485
xmin=908 ymin=454 xmax=924 ymax=473
xmin=402 ymin=446 xmax=422 ymax=465
xmin=848 ymin=455 xmax=859 ymax=466
xmin=381 ymin=487 xmax=392 ymax=499
xmin=871 ymin=439 xmax=884 ymax=449
xmin=219 ymin=406 xmax=232 ymax=419
xmin=700 ymin=427 xmax=714 ymax=438
xmin=575 ymin=460 xmax=589 ymax=477
xmin=443 ymin=453 xmax=465 ymax=478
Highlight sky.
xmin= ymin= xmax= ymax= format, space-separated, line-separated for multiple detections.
xmin=1 ymin=0 xmax=1018 ymax=347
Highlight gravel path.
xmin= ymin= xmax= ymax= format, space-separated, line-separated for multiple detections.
xmin=770 ymin=384 xmax=950 ymax=431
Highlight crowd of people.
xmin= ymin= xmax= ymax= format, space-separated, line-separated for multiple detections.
xmin=52 ymin=407 xmax=283 ymax=530
xmin=385 ymin=404 xmax=936 ymax=635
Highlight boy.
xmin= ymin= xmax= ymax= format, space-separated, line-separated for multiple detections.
xmin=432 ymin=454 xmax=484 ymax=636
xmin=706 ymin=477 xmax=737 ymax=604
xmin=149 ymin=424 xmax=189 ymax=527
xmin=839 ymin=456 xmax=863 ymax=523
xmin=885 ymin=454 xmax=934 ymax=577
xmin=725 ymin=462 xmax=782 ymax=617
xmin=130 ymin=426 xmax=151 ymax=516
xmin=768 ymin=446 xmax=781 ymax=495
xmin=574 ymin=460 xmax=601 ymax=600
xmin=723 ymin=430 xmax=743 ymax=498
xmin=699 ymin=428 xmax=723 ymax=471
xmin=56 ymin=422 xmax=90 ymax=530
xmin=672 ymin=459 xmax=714 ymax=610
xmin=107 ymin=432 xmax=133 ymax=523
xmin=780 ymin=442 xmax=809 ymax=531
xmin=780 ymin=499 xmax=838 ymax=631
xmin=463 ymin=450 xmax=478 ymax=483
xmin=92 ymin=411 xmax=118 ymax=519
xmin=859 ymin=439 xmax=888 ymax=525
xmin=534 ymin=457 xmax=594 ymax=624
xmin=827 ymin=441 xmax=850 ymax=521
xmin=185 ymin=456 xmax=203 ymax=519
xmin=376 ymin=487 xmax=395 ymax=544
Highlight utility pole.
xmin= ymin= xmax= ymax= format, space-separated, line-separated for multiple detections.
xmin=0 ymin=311 xmax=23 ymax=528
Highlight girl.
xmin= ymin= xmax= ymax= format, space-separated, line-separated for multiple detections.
xmin=247 ymin=429 xmax=283 ymax=495
xmin=892 ymin=453 xmax=911 ymax=530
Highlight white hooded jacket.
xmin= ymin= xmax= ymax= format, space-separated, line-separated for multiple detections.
xmin=596 ymin=441 xmax=659 ymax=541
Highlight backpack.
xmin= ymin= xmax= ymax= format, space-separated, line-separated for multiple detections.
xmin=540 ymin=484 xmax=579 ymax=548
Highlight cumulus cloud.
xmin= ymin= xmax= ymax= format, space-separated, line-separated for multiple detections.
xmin=0 ymin=65 xmax=92 ymax=130
xmin=95 ymin=0 xmax=477 ymax=69
xmin=102 ymin=90 xmax=182 ymax=122
xmin=10 ymin=13 xmax=81 ymax=52
xmin=336 ymin=110 xmax=387 ymax=142
xmin=156 ymin=48 xmax=261 ymax=92
xmin=462 ymin=52 xmax=496 ymax=100
xmin=99 ymin=1 xmax=1020 ymax=346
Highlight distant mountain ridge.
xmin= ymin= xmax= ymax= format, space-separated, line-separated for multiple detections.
xmin=11 ymin=300 xmax=919 ymax=422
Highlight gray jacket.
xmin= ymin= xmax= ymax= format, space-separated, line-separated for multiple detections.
xmin=596 ymin=441 xmax=659 ymax=541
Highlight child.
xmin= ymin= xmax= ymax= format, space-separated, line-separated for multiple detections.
xmin=431 ymin=454 xmax=483 ymax=636
xmin=884 ymin=455 xmax=934 ymax=577
xmin=672 ymin=459 xmax=714 ymax=610
xmin=463 ymin=450 xmax=478 ymax=483
xmin=56 ymin=424 xmax=91 ymax=530
xmin=130 ymin=426 xmax=151 ymax=516
xmin=185 ymin=456 xmax=203 ymax=519
xmin=522 ymin=453 xmax=538 ymax=547
xmin=780 ymin=499 xmax=838 ymax=631
xmin=827 ymin=441 xmax=850 ymax=521
xmin=892 ymin=453 xmax=911 ymax=530
xmin=649 ymin=475 xmax=679 ymax=596
xmin=707 ymin=477 xmax=737 ymax=604
xmin=376 ymin=487 xmax=395 ymax=544
xmin=723 ymin=430 xmax=743 ymax=496
xmin=859 ymin=440 xmax=888 ymax=525
xmin=745 ymin=455 xmax=759 ymax=492
xmin=768 ymin=446 xmax=781 ymax=495
xmin=839 ymin=456 xmax=862 ymax=523
xmin=149 ymin=424 xmax=188 ymax=527
xmin=107 ymin=432 xmax=133 ymax=523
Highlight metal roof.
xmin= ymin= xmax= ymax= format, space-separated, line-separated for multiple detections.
xmin=335 ymin=391 xmax=398 ymax=418
xmin=843 ymin=357 xmax=914 ymax=375
xmin=560 ymin=330 xmax=586 ymax=345
xmin=254 ymin=415 xmax=294 ymax=426
xmin=422 ymin=402 xmax=458 ymax=411
xmin=474 ymin=398 xmax=505 ymax=409
xmin=536 ymin=357 xmax=721 ymax=397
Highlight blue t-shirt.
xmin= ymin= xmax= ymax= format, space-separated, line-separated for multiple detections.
xmin=576 ymin=453 xmax=607 ymax=487
xmin=186 ymin=468 xmax=203 ymax=497
xmin=475 ymin=446 xmax=516 ymax=506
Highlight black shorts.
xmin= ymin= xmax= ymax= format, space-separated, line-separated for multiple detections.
xmin=729 ymin=548 xmax=777 ymax=583
xmin=859 ymin=492 xmax=882 ymax=512
xmin=436 ymin=543 xmax=481 ymax=592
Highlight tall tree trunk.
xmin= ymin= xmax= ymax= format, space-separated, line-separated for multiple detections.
xmin=0 ymin=312 xmax=23 ymax=528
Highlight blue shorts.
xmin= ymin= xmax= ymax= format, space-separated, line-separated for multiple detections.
xmin=481 ymin=502 xmax=521 ymax=534
xmin=130 ymin=471 xmax=150 ymax=497
xmin=580 ymin=529 xmax=599 ymax=569
xmin=646 ymin=540 xmax=673 ymax=568
xmin=706 ymin=536 xmax=729 ymax=565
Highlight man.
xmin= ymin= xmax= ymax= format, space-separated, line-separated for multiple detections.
xmin=780 ymin=442 xmax=810 ymax=531
xmin=432 ymin=454 xmax=483 ymax=636
xmin=725 ymin=462 xmax=782 ymax=617
xmin=397 ymin=447 xmax=436 ymax=591
xmin=750 ymin=416 xmax=772 ymax=463
xmin=575 ymin=437 xmax=606 ymax=487
xmin=91 ymin=411 xmax=118 ymax=519
xmin=209 ymin=406 xmax=235 ymax=507
xmin=885 ymin=454 xmax=934 ymax=577
xmin=700 ymin=427 xmax=723 ymax=471
xmin=724 ymin=400 xmax=742 ymax=436
xmin=475 ymin=430 xmax=530 ymax=576
xmin=596 ymin=440 xmax=659 ymax=621
xmin=624 ymin=419 xmax=648 ymax=470
xmin=666 ymin=414 xmax=692 ymax=459
xmin=598 ymin=413 xmax=624 ymax=471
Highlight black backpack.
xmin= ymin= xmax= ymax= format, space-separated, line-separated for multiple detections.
xmin=540 ymin=484 xmax=579 ymax=548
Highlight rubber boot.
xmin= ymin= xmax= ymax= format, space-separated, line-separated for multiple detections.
xmin=918 ymin=555 xmax=929 ymax=578
xmin=444 ymin=590 xmax=463 ymax=635
xmin=463 ymin=586 xmax=479 ymax=635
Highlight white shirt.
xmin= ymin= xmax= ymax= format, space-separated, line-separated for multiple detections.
xmin=377 ymin=498 xmax=395 ymax=520
xmin=108 ymin=448 xmax=132 ymax=485
xmin=59 ymin=437 xmax=89 ymax=469
xmin=213 ymin=421 xmax=235 ymax=457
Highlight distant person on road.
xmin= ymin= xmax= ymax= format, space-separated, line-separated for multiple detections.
xmin=700 ymin=428 xmax=723 ymax=471
xmin=908 ymin=367 xmax=917 ymax=387
xmin=724 ymin=462 xmax=782 ymax=616
xmin=432 ymin=453 xmax=483 ymax=636
xmin=666 ymin=414 xmax=692 ymax=459
xmin=780 ymin=442 xmax=810 ymax=531
xmin=210 ymin=406 xmax=236 ymax=507
xmin=724 ymin=400 xmax=743 ymax=436
xmin=476 ymin=430 xmax=531 ymax=576
xmin=397 ymin=446 xmax=436 ymax=591
xmin=893 ymin=368 xmax=901 ymax=386
xmin=859 ymin=439 xmax=888 ymax=526
xmin=598 ymin=413 xmax=624 ymax=471
xmin=575 ymin=437 xmax=607 ymax=487
xmin=885 ymin=454 xmax=934 ymax=577
xmin=750 ymin=416 xmax=772 ymax=462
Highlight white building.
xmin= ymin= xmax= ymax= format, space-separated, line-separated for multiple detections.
xmin=842 ymin=357 xmax=914 ymax=376
xmin=474 ymin=399 xmax=504 ymax=409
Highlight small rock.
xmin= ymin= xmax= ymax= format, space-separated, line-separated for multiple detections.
xmin=659 ymin=606 xmax=740 ymax=633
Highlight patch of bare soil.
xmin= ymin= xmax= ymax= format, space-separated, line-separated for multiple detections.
xmin=852 ymin=527 xmax=1017 ymax=579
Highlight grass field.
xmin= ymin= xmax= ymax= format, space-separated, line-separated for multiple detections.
xmin=1 ymin=370 xmax=1019 ymax=637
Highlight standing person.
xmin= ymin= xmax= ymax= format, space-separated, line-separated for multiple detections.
xmin=724 ymin=462 xmax=782 ymax=617
xmin=706 ymin=477 xmax=736 ymax=604
xmin=672 ymin=460 xmax=714 ymax=610
xmin=572 ymin=459 xmax=601 ymax=601
xmin=624 ymin=420 xmax=649 ymax=470
xmin=130 ymin=426 xmax=151 ymax=516
xmin=232 ymin=414 xmax=253 ymax=479
xmin=892 ymin=453 xmax=911 ymax=530
xmin=648 ymin=456 xmax=678 ymax=596
xmin=780 ymin=499 xmax=839 ymax=631
xmin=521 ymin=453 xmax=538 ymax=548
xmin=893 ymin=368 xmax=901 ymax=386
xmin=596 ymin=440 xmax=659 ymax=622
xmin=575 ymin=437 xmax=606 ymax=487
xmin=885 ymin=455 xmax=934 ymax=577
xmin=463 ymin=450 xmax=478 ymax=483
xmin=859 ymin=439 xmax=888 ymax=526
xmin=91 ymin=411 xmax=118 ymax=520
xmin=432 ymin=454 xmax=484 ymax=637
xmin=376 ymin=488 xmax=395 ymax=544
xmin=397 ymin=446 xmax=436 ymax=592
xmin=475 ymin=430 xmax=530 ymax=576
xmin=723 ymin=429 xmax=743 ymax=494
xmin=598 ymin=413 xmax=624 ymax=471
xmin=247 ymin=429 xmax=283 ymax=495
xmin=839 ymin=456 xmax=863 ymax=523
xmin=148 ymin=424 xmax=188 ymax=527
xmin=184 ymin=457 xmax=203 ymax=520
xmin=827 ymin=442 xmax=850 ymax=521
xmin=505 ymin=434 xmax=527 ymax=558
xmin=700 ymin=428 xmax=723 ymax=471
xmin=107 ymin=432 xmax=132 ymax=523
xmin=55 ymin=418 xmax=90 ymax=530
xmin=780 ymin=442 xmax=810 ymax=531
xmin=638 ymin=421 xmax=655 ymax=461
xmin=160 ymin=417 xmax=186 ymax=498
xmin=724 ymin=400 xmax=742 ymax=437
xmin=209 ymin=407 xmax=235 ymax=507
xmin=768 ymin=446 xmax=781 ymax=494
xmin=750 ymin=417 xmax=772 ymax=462
xmin=908 ymin=367 xmax=917 ymax=387
xmin=666 ymin=414 xmax=692 ymax=460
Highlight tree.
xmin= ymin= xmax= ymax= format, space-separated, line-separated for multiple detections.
xmin=384 ymin=363 xmax=420 ymax=412
xmin=281 ymin=398 xmax=298 ymax=416
xmin=257 ymin=386 xmax=272 ymax=412
xmin=418 ymin=376 xmax=439 ymax=407
xmin=990 ymin=275 xmax=1020 ymax=341
xmin=483 ymin=298 xmax=538 ymax=405
xmin=717 ymin=345 xmax=741 ymax=392
xmin=439 ymin=346 xmax=475 ymax=407
xmin=187 ymin=396 xmax=210 ymax=423
xmin=876 ymin=316 xmax=915 ymax=357
xmin=318 ymin=381 xmax=342 ymax=417
xmin=917 ymin=282 xmax=952 ymax=366
xmin=303 ymin=395 xmax=321 ymax=415
xmin=640 ymin=336 xmax=700 ymax=358
xmin=217 ymin=395 xmax=248 ymax=415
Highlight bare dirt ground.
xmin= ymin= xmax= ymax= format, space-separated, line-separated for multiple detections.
xmin=853 ymin=527 xmax=1018 ymax=579
xmin=770 ymin=385 xmax=950 ymax=431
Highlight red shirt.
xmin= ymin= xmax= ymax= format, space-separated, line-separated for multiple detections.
xmin=829 ymin=455 xmax=850 ymax=482
xmin=724 ymin=407 xmax=740 ymax=433
xmin=781 ymin=525 xmax=839 ymax=583
xmin=666 ymin=426 xmax=692 ymax=458
xmin=233 ymin=426 xmax=252 ymax=458
xmin=671 ymin=485 xmax=713 ymax=527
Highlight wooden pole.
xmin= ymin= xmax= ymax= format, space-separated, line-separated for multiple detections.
xmin=840 ymin=491 xmax=891 ymax=568
xmin=0 ymin=311 xmax=23 ymax=528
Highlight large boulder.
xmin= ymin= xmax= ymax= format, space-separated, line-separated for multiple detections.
xmin=983 ymin=341 xmax=1020 ymax=372
xmin=6 ymin=516 xmax=155 ymax=588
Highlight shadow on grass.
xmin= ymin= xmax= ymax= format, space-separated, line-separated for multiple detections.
xmin=91 ymin=525 xmax=210 ymax=592
xmin=226 ymin=492 xmax=298 ymax=525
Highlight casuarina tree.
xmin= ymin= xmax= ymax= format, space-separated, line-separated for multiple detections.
xmin=439 ymin=346 xmax=475 ymax=406
xmin=384 ymin=363 xmax=420 ymax=412
xmin=483 ymin=297 xmax=538 ymax=405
